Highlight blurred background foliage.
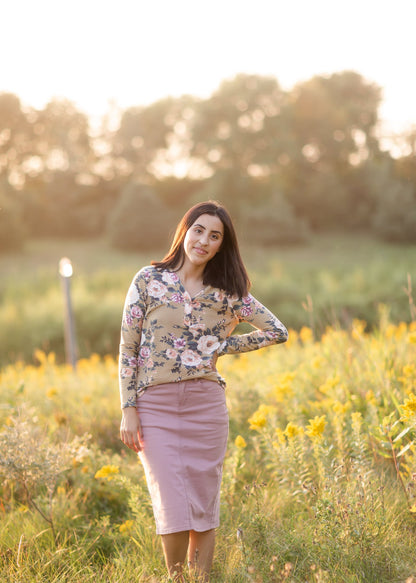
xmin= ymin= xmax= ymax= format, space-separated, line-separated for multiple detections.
xmin=1 ymin=70 xmax=416 ymax=365
xmin=1 ymin=70 xmax=416 ymax=253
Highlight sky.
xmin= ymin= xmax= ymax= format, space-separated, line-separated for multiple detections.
xmin=2 ymin=0 xmax=415 ymax=136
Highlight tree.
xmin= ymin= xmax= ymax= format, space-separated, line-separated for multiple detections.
xmin=191 ymin=74 xmax=288 ymax=177
xmin=0 ymin=93 xmax=34 ymax=187
xmin=32 ymin=99 xmax=93 ymax=177
xmin=0 ymin=95 xmax=93 ymax=188
xmin=113 ymin=95 xmax=201 ymax=181
xmin=284 ymin=71 xmax=383 ymax=228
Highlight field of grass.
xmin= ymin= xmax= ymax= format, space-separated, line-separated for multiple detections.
xmin=0 ymin=234 xmax=415 ymax=366
xmin=1 ymin=316 xmax=416 ymax=582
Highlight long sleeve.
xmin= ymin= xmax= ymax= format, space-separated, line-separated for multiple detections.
xmin=217 ymin=293 xmax=288 ymax=356
xmin=119 ymin=270 xmax=148 ymax=408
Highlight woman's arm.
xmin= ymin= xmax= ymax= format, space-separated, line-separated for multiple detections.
xmin=218 ymin=294 xmax=288 ymax=356
xmin=119 ymin=270 xmax=148 ymax=409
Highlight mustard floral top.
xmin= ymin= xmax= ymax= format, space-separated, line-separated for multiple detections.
xmin=119 ymin=266 xmax=288 ymax=408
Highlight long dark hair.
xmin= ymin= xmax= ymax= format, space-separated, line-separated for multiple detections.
xmin=151 ymin=201 xmax=251 ymax=297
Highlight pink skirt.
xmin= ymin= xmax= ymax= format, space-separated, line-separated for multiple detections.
xmin=136 ymin=379 xmax=229 ymax=535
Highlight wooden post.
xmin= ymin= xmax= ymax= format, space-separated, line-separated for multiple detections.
xmin=59 ymin=257 xmax=77 ymax=369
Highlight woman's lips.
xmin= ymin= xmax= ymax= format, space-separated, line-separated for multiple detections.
xmin=194 ymin=247 xmax=208 ymax=255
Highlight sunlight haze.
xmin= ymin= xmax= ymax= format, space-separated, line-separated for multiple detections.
xmin=2 ymin=0 xmax=415 ymax=133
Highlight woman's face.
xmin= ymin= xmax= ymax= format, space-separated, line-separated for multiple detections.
xmin=183 ymin=213 xmax=224 ymax=267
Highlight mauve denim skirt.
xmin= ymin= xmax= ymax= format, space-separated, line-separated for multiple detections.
xmin=136 ymin=378 xmax=229 ymax=535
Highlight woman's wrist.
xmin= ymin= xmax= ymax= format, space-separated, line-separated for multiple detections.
xmin=122 ymin=406 xmax=137 ymax=416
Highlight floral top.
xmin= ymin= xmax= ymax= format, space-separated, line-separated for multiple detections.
xmin=119 ymin=266 xmax=288 ymax=408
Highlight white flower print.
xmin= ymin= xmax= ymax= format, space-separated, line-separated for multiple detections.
xmin=197 ymin=335 xmax=221 ymax=355
xmin=162 ymin=271 xmax=179 ymax=285
xmin=180 ymin=350 xmax=202 ymax=367
xmin=147 ymin=280 xmax=168 ymax=299
xmin=184 ymin=303 xmax=192 ymax=315
xmin=214 ymin=291 xmax=226 ymax=302
xmin=166 ymin=348 xmax=178 ymax=359
xmin=125 ymin=284 xmax=141 ymax=305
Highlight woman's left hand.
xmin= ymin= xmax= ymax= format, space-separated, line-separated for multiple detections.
xmin=120 ymin=407 xmax=143 ymax=452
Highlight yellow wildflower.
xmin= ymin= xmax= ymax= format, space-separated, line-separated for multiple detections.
xmin=104 ymin=354 xmax=116 ymax=365
xmin=318 ymin=375 xmax=340 ymax=395
xmin=278 ymin=372 xmax=297 ymax=384
xmin=248 ymin=410 xmax=267 ymax=430
xmin=403 ymin=364 xmax=415 ymax=377
xmin=408 ymin=332 xmax=416 ymax=344
xmin=312 ymin=357 xmax=325 ymax=370
xmin=235 ymin=435 xmax=247 ymax=448
xmin=284 ymin=422 xmax=303 ymax=439
xmin=46 ymin=387 xmax=58 ymax=399
xmin=395 ymin=322 xmax=408 ymax=340
xmin=351 ymin=319 xmax=367 ymax=340
xmin=34 ymin=349 xmax=47 ymax=365
xmin=401 ymin=394 xmax=416 ymax=421
xmin=248 ymin=404 xmax=276 ymax=430
xmin=306 ymin=415 xmax=326 ymax=440
xmin=351 ymin=411 xmax=363 ymax=431
xmin=274 ymin=383 xmax=294 ymax=402
xmin=332 ymin=400 xmax=350 ymax=415
xmin=284 ymin=328 xmax=298 ymax=347
xmin=299 ymin=326 xmax=313 ymax=344
xmin=95 ymin=464 xmax=119 ymax=481
xmin=119 ymin=519 xmax=134 ymax=534
xmin=365 ymin=390 xmax=377 ymax=405
xmin=90 ymin=353 xmax=101 ymax=365
xmin=274 ymin=428 xmax=286 ymax=445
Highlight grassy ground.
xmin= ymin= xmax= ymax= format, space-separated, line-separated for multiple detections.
xmin=1 ymin=234 xmax=416 ymax=580
xmin=1 ymin=318 xmax=416 ymax=581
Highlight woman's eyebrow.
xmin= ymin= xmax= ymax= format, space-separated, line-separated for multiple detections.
xmin=194 ymin=223 xmax=223 ymax=235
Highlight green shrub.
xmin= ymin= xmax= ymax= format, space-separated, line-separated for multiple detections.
xmin=0 ymin=185 xmax=26 ymax=252
xmin=373 ymin=178 xmax=416 ymax=242
xmin=241 ymin=191 xmax=310 ymax=246
xmin=107 ymin=182 xmax=175 ymax=251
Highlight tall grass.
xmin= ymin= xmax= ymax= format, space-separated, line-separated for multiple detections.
xmin=1 ymin=315 xmax=416 ymax=581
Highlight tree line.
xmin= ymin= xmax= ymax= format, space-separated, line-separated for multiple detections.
xmin=1 ymin=70 xmax=416 ymax=252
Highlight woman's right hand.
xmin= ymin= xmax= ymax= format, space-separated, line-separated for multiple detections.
xmin=120 ymin=407 xmax=143 ymax=452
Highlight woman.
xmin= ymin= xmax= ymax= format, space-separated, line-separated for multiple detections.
xmin=119 ymin=201 xmax=288 ymax=581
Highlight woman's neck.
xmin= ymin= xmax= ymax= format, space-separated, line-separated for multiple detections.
xmin=176 ymin=262 xmax=204 ymax=284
